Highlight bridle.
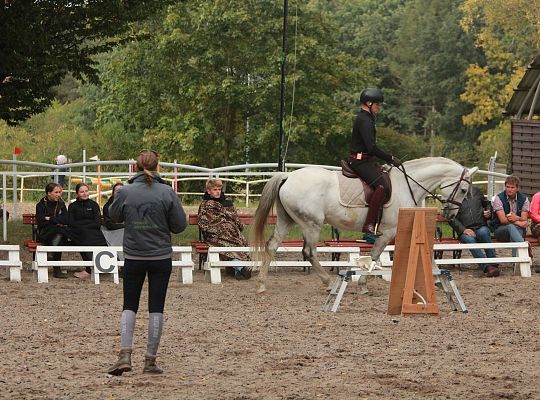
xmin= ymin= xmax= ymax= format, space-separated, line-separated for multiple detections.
xmin=395 ymin=165 xmax=471 ymax=210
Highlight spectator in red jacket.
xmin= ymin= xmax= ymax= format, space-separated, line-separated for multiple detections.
xmin=529 ymin=191 xmax=540 ymax=238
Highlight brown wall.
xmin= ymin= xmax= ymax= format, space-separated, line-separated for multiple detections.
xmin=511 ymin=119 xmax=540 ymax=198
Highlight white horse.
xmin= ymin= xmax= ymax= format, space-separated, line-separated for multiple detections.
xmin=252 ymin=157 xmax=477 ymax=293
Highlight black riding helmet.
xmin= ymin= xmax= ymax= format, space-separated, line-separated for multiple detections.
xmin=360 ymin=88 xmax=384 ymax=105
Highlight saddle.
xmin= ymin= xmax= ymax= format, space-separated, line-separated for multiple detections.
xmin=339 ymin=159 xmax=392 ymax=205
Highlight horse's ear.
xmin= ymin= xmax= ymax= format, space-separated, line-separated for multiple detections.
xmin=468 ymin=166 xmax=479 ymax=177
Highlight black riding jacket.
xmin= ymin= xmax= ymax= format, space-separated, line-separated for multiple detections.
xmin=350 ymin=109 xmax=393 ymax=163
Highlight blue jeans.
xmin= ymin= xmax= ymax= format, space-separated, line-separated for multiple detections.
xmin=459 ymin=226 xmax=497 ymax=271
xmin=494 ymin=224 xmax=526 ymax=257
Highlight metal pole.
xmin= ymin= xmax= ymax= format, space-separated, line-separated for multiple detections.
xmin=12 ymin=154 xmax=17 ymax=219
xmin=278 ymin=0 xmax=289 ymax=172
xmin=97 ymin=160 xmax=102 ymax=207
xmin=82 ymin=149 xmax=86 ymax=183
xmin=3 ymin=174 xmax=7 ymax=242
xmin=173 ymin=160 xmax=178 ymax=193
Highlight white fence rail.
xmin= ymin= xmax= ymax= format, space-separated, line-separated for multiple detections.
xmin=33 ymin=245 xmax=194 ymax=284
xmin=379 ymin=242 xmax=531 ymax=277
xmin=0 ymin=245 xmax=23 ymax=282
xmin=0 ymin=157 xmax=506 ymax=242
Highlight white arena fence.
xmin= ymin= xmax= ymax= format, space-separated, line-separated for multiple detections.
xmin=32 ymin=245 xmax=194 ymax=284
xmin=0 ymin=245 xmax=23 ymax=282
xmin=0 ymin=241 xmax=530 ymax=284
xmin=0 ymin=158 xmax=507 ymax=241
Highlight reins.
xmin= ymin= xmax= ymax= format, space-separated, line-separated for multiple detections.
xmin=394 ymin=164 xmax=470 ymax=209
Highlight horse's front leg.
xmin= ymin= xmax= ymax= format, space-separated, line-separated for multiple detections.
xmin=369 ymin=228 xmax=396 ymax=264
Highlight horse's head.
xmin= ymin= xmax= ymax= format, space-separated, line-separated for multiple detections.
xmin=440 ymin=166 xmax=478 ymax=220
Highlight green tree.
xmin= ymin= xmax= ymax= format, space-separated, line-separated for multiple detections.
xmin=92 ymin=1 xmax=372 ymax=167
xmin=386 ymin=0 xmax=480 ymax=142
xmin=0 ymin=0 xmax=172 ymax=125
xmin=460 ymin=0 xmax=540 ymax=127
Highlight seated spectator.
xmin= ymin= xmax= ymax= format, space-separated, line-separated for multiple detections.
xmin=448 ymin=186 xmax=499 ymax=277
xmin=68 ymin=182 xmax=107 ymax=279
xmin=197 ymin=179 xmax=251 ymax=280
xmin=492 ymin=175 xmax=530 ymax=258
xmin=101 ymin=182 xmax=125 ymax=261
xmin=0 ymin=204 xmax=8 ymax=221
xmin=529 ymin=191 xmax=540 ymax=238
xmin=35 ymin=183 xmax=70 ymax=279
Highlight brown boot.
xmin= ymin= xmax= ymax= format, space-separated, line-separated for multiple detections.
xmin=362 ymin=185 xmax=386 ymax=235
xmin=107 ymin=349 xmax=132 ymax=376
xmin=143 ymin=355 xmax=163 ymax=374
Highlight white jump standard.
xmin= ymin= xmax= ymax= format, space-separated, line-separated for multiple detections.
xmin=323 ymin=267 xmax=467 ymax=313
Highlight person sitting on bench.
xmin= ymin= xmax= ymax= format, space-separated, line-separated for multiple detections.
xmin=197 ymin=179 xmax=251 ymax=280
xmin=35 ymin=183 xmax=70 ymax=279
xmin=492 ymin=175 xmax=530 ymax=259
xmin=448 ymin=186 xmax=499 ymax=277
xmin=68 ymin=182 xmax=107 ymax=279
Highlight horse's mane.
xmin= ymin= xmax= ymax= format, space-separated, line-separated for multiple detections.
xmin=403 ymin=157 xmax=460 ymax=168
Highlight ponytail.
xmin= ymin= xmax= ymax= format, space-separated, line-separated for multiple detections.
xmin=136 ymin=150 xmax=159 ymax=186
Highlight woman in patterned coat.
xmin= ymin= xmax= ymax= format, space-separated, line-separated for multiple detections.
xmin=197 ymin=179 xmax=251 ymax=280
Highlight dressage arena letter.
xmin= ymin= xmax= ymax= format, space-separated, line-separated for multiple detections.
xmin=92 ymin=250 xmax=119 ymax=284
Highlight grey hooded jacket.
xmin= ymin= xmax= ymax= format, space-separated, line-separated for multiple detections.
xmin=109 ymin=172 xmax=187 ymax=259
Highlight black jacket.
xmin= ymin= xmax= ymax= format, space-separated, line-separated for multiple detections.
xmin=103 ymin=196 xmax=124 ymax=230
xmin=448 ymin=187 xmax=492 ymax=236
xmin=35 ymin=197 xmax=70 ymax=243
xmin=350 ymin=109 xmax=393 ymax=163
xmin=68 ymin=198 xmax=107 ymax=246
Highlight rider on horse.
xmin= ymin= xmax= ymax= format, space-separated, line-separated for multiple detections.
xmin=348 ymin=87 xmax=402 ymax=235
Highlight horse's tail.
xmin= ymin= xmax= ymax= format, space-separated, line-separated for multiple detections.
xmin=253 ymin=172 xmax=288 ymax=263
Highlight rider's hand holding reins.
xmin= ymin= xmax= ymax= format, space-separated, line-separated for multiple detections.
xmin=391 ymin=156 xmax=402 ymax=167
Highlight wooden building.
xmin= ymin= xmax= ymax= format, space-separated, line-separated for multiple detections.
xmin=505 ymin=54 xmax=540 ymax=197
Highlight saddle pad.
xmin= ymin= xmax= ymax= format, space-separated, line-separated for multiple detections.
xmin=337 ymin=172 xmax=368 ymax=207
xmin=336 ymin=172 xmax=391 ymax=208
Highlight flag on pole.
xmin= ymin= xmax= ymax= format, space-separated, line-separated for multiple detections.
xmin=14 ymin=147 xmax=23 ymax=155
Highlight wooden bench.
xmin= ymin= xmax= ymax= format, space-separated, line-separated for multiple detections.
xmin=0 ymin=245 xmax=23 ymax=282
xmin=204 ymin=246 xmax=362 ymax=284
xmin=189 ymin=213 xmax=278 ymax=269
xmin=33 ymin=245 xmax=194 ymax=284
xmin=22 ymin=214 xmax=44 ymax=255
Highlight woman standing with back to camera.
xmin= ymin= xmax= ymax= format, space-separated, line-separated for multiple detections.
xmin=107 ymin=150 xmax=187 ymax=376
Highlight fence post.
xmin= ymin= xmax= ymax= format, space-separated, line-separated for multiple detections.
xmin=3 ymin=173 xmax=7 ymax=242
xmin=12 ymin=154 xmax=17 ymax=219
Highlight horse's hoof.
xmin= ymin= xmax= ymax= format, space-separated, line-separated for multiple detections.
xmin=256 ymin=285 xmax=266 ymax=294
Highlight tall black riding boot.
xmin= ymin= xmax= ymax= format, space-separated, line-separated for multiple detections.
xmin=362 ymin=185 xmax=386 ymax=235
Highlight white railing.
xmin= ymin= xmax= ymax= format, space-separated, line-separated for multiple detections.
xmin=33 ymin=245 xmax=194 ymax=284
xmin=0 ymin=245 xmax=23 ymax=282
xmin=204 ymin=246 xmax=362 ymax=284
xmin=0 ymin=157 xmax=507 ymax=241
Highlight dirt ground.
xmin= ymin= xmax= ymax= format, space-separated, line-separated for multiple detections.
xmin=1 ymin=252 xmax=540 ymax=400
